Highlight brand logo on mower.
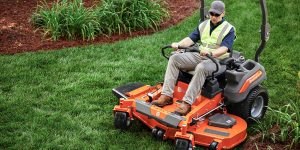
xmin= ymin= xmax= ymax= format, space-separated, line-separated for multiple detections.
xmin=156 ymin=112 xmax=160 ymax=117
xmin=178 ymin=87 xmax=182 ymax=92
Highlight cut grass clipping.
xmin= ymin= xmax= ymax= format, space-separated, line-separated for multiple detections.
xmin=31 ymin=0 xmax=169 ymax=41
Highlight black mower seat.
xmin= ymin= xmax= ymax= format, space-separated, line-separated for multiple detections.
xmin=184 ymin=50 xmax=244 ymax=78
xmin=177 ymin=51 xmax=243 ymax=84
xmin=177 ymin=63 xmax=226 ymax=88
xmin=177 ymin=63 xmax=227 ymax=99
xmin=186 ymin=50 xmax=243 ymax=78
xmin=184 ymin=64 xmax=226 ymax=78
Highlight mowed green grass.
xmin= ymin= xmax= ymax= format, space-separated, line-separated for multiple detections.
xmin=0 ymin=0 xmax=299 ymax=149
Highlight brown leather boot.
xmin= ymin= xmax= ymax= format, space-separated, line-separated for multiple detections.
xmin=174 ymin=101 xmax=191 ymax=116
xmin=151 ymin=95 xmax=173 ymax=107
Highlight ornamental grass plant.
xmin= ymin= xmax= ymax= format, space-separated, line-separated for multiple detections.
xmin=31 ymin=0 xmax=169 ymax=40
xmin=31 ymin=0 xmax=100 ymax=40
xmin=95 ymin=0 xmax=169 ymax=35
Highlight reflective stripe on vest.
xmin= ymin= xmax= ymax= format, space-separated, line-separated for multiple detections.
xmin=198 ymin=20 xmax=234 ymax=59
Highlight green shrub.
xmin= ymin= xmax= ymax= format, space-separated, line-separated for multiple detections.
xmin=95 ymin=0 xmax=169 ymax=35
xmin=31 ymin=0 xmax=100 ymax=40
xmin=273 ymin=102 xmax=299 ymax=148
xmin=252 ymin=101 xmax=300 ymax=149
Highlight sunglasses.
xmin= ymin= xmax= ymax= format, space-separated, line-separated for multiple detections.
xmin=209 ymin=12 xmax=221 ymax=17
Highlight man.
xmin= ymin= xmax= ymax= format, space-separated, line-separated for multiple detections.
xmin=151 ymin=0 xmax=236 ymax=115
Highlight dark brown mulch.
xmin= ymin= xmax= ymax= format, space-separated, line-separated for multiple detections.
xmin=0 ymin=0 xmax=199 ymax=54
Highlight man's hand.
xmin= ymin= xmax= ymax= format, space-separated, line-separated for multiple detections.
xmin=200 ymin=49 xmax=212 ymax=56
xmin=171 ymin=37 xmax=195 ymax=51
xmin=171 ymin=42 xmax=179 ymax=50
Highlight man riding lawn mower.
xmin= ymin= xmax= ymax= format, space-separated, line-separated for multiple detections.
xmin=112 ymin=0 xmax=270 ymax=149
xmin=152 ymin=0 xmax=236 ymax=116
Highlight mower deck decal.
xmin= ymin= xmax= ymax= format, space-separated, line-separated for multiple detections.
xmin=204 ymin=128 xmax=230 ymax=137
xmin=163 ymin=112 xmax=186 ymax=127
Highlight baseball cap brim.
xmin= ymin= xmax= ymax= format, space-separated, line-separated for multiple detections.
xmin=209 ymin=8 xmax=222 ymax=15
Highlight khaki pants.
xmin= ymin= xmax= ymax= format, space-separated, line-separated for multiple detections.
xmin=161 ymin=52 xmax=219 ymax=105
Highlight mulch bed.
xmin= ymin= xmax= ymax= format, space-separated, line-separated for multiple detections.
xmin=0 ymin=0 xmax=198 ymax=54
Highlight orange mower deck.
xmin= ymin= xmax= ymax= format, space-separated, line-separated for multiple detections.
xmin=113 ymin=82 xmax=247 ymax=150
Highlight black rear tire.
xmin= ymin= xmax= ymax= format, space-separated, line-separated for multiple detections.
xmin=114 ymin=112 xmax=131 ymax=130
xmin=227 ymin=86 xmax=269 ymax=124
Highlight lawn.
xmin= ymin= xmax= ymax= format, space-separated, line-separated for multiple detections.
xmin=0 ymin=0 xmax=299 ymax=149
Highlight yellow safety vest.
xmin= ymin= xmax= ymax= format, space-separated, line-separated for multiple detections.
xmin=198 ymin=19 xmax=235 ymax=59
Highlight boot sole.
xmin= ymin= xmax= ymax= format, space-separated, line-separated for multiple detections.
xmin=152 ymin=101 xmax=173 ymax=107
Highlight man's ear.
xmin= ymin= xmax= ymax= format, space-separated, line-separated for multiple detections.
xmin=222 ymin=11 xmax=226 ymax=17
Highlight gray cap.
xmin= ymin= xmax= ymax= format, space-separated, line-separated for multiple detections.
xmin=209 ymin=1 xmax=225 ymax=15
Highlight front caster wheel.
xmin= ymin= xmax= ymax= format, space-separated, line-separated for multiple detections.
xmin=156 ymin=129 xmax=165 ymax=140
xmin=175 ymin=138 xmax=192 ymax=150
xmin=114 ymin=112 xmax=130 ymax=130
xmin=151 ymin=127 xmax=158 ymax=137
xmin=209 ymin=141 xmax=218 ymax=150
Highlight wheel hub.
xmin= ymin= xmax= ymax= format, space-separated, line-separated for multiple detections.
xmin=251 ymin=95 xmax=264 ymax=118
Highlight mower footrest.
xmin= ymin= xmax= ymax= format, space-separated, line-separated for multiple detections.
xmin=112 ymin=82 xmax=145 ymax=99
xmin=208 ymin=113 xmax=236 ymax=128
xmin=135 ymin=100 xmax=185 ymax=128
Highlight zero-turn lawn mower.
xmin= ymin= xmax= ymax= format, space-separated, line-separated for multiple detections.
xmin=112 ymin=0 xmax=270 ymax=149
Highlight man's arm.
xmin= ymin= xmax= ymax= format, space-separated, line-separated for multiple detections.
xmin=171 ymin=37 xmax=195 ymax=49
xmin=200 ymin=46 xmax=228 ymax=57
xmin=211 ymin=46 xmax=228 ymax=57
xmin=171 ymin=27 xmax=200 ymax=49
